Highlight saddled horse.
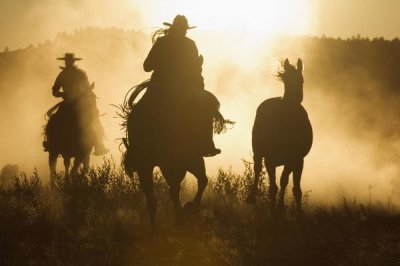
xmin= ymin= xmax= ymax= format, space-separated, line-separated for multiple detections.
xmin=44 ymin=85 xmax=96 ymax=182
xmin=249 ymin=59 xmax=313 ymax=211
xmin=120 ymin=80 xmax=228 ymax=225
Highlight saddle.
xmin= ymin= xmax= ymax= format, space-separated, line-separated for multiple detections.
xmin=120 ymin=77 xmax=234 ymax=173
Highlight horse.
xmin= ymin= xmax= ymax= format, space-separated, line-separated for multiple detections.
xmin=44 ymin=90 xmax=96 ymax=182
xmin=120 ymin=81 xmax=228 ymax=225
xmin=249 ymin=58 xmax=313 ymax=211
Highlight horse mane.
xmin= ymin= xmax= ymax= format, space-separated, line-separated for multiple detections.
xmin=115 ymin=79 xmax=150 ymax=130
xmin=43 ymin=102 xmax=63 ymax=136
xmin=151 ymin=28 xmax=168 ymax=44
xmin=275 ymin=59 xmax=303 ymax=82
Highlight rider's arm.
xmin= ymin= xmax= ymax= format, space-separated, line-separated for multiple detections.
xmin=143 ymin=39 xmax=161 ymax=72
xmin=52 ymin=73 xmax=63 ymax=97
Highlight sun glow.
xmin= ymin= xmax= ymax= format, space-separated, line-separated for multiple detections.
xmin=136 ymin=0 xmax=314 ymax=36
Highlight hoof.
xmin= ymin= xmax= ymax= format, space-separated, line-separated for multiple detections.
xmin=246 ymin=193 xmax=257 ymax=205
xmin=150 ymin=218 xmax=156 ymax=229
xmin=183 ymin=201 xmax=199 ymax=212
xmin=296 ymin=205 xmax=303 ymax=214
xmin=268 ymin=185 xmax=278 ymax=196
xmin=277 ymin=201 xmax=285 ymax=210
xmin=175 ymin=202 xmax=200 ymax=227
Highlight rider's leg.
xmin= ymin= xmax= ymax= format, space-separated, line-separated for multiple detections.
xmin=92 ymin=116 xmax=109 ymax=156
xmin=79 ymin=97 xmax=108 ymax=156
xmin=201 ymin=109 xmax=221 ymax=157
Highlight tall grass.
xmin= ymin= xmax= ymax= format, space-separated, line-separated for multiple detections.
xmin=0 ymin=160 xmax=399 ymax=265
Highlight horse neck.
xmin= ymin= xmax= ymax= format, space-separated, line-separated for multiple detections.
xmin=283 ymin=84 xmax=303 ymax=104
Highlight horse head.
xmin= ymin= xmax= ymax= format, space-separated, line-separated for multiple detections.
xmin=278 ymin=58 xmax=304 ymax=104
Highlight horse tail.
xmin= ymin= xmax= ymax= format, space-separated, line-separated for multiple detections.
xmin=121 ymin=137 xmax=136 ymax=177
xmin=115 ymin=79 xmax=150 ymax=132
xmin=43 ymin=101 xmax=63 ymax=140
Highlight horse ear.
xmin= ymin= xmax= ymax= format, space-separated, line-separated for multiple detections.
xmin=297 ymin=59 xmax=303 ymax=72
xmin=284 ymin=59 xmax=290 ymax=71
xmin=199 ymin=54 xmax=204 ymax=66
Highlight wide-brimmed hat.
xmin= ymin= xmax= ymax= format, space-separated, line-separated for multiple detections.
xmin=163 ymin=15 xmax=196 ymax=29
xmin=57 ymin=53 xmax=82 ymax=61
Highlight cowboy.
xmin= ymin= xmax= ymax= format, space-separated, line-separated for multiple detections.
xmin=50 ymin=53 xmax=109 ymax=156
xmin=143 ymin=15 xmax=221 ymax=156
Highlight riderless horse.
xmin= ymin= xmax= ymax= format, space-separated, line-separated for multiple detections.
xmin=249 ymin=59 xmax=313 ymax=211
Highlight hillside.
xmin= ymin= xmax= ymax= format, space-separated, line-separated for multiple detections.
xmin=1 ymin=161 xmax=400 ymax=265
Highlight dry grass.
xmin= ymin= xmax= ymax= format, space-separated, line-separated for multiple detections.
xmin=0 ymin=160 xmax=399 ymax=265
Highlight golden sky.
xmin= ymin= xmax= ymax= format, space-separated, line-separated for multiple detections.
xmin=0 ymin=0 xmax=399 ymax=49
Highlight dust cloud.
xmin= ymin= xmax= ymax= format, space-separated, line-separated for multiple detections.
xmin=0 ymin=4 xmax=399 ymax=205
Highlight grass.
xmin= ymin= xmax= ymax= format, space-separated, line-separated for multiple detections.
xmin=0 ymin=159 xmax=400 ymax=265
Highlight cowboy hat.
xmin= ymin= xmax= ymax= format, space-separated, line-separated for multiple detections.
xmin=163 ymin=15 xmax=196 ymax=29
xmin=57 ymin=53 xmax=82 ymax=61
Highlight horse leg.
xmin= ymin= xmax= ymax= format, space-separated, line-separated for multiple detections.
xmin=278 ymin=164 xmax=293 ymax=209
xmin=70 ymin=158 xmax=81 ymax=176
xmin=292 ymin=158 xmax=304 ymax=212
xmin=64 ymin=157 xmax=71 ymax=178
xmin=265 ymin=160 xmax=278 ymax=207
xmin=82 ymin=154 xmax=90 ymax=175
xmin=187 ymin=158 xmax=208 ymax=210
xmin=49 ymin=152 xmax=57 ymax=186
xmin=248 ymin=154 xmax=263 ymax=203
xmin=162 ymin=167 xmax=185 ymax=216
xmin=138 ymin=166 xmax=157 ymax=226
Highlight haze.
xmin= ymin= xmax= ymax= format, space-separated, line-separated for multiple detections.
xmin=0 ymin=0 xmax=399 ymax=205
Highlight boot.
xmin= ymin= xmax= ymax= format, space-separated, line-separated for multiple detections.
xmin=200 ymin=111 xmax=221 ymax=157
xmin=202 ymin=138 xmax=221 ymax=157
xmin=203 ymin=146 xmax=221 ymax=157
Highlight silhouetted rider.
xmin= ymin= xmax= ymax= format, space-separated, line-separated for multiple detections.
xmin=144 ymin=15 xmax=220 ymax=156
xmin=49 ymin=53 xmax=108 ymax=156
xmin=144 ymin=17 xmax=203 ymax=92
